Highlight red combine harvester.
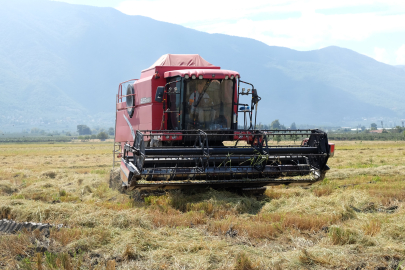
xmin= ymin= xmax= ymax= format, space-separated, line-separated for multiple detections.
xmin=113 ymin=54 xmax=334 ymax=192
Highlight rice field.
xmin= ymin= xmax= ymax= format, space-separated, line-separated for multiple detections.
xmin=1 ymin=140 xmax=405 ymax=269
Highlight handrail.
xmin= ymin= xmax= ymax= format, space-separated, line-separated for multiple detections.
xmin=117 ymin=79 xmax=138 ymax=103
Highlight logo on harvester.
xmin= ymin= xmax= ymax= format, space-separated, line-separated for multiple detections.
xmin=140 ymin=97 xmax=152 ymax=104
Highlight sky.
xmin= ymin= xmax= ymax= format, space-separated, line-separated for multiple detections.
xmin=54 ymin=0 xmax=405 ymax=65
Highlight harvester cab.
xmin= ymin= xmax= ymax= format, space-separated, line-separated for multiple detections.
xmin=113 ymin=54 xmax=334 ymax=192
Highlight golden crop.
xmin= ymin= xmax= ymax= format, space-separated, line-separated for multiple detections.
xmin=1 ymin=141 xmax=404 ymax=269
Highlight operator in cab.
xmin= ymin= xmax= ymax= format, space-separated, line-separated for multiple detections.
xmin=185 ymin=79 xmax=232 ymax=130
xmin=187 ymin=80 xmax=217 ymax=129
xmin=188 ymin=82 xmax=211 ymax=110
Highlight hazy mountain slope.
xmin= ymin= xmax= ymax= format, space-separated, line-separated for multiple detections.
xmin=1 ymin=0 xmax=404 ymax=131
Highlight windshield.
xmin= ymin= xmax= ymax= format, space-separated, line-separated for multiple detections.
xmin=184 ymin=79 xmax=233 ymax=130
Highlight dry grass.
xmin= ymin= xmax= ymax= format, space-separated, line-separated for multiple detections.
xmin=362 ymin=219 xmax=382 ymax=236
xmin=233 ymin=252 xmax=259 ymax=270
xmin=313 ymin=185 xmax=334 ymax=197
xmin=328 ymin=226 xmax=360 ymax=245
xmin=1 ymin=140 xmax=405 ymax=269
xmin=298 ymin=249 xmax=331 ymax=267
xmin=0 ymin=232 xmax=32 ymax=268
xmin=51 ymin=228 xmax=83 ymax=246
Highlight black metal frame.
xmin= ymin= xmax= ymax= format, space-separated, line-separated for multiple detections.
xmin=121 ymin=129 xmax=331 ymax=189
xmin=237 ymin=80 xmax=260 ymax=129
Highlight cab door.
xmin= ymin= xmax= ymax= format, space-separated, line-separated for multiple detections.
xmin=166 ymin=77 xmax=182 ymax=130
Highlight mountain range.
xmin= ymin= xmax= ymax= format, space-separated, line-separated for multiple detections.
xmin=1 ymin=0 xmax=405 ymax=132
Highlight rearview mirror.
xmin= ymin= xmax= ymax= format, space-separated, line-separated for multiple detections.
xmin=252 ymin=89 xmax=261 ymax=104
xmin=155 ymin=86 xmax=164 ymax=102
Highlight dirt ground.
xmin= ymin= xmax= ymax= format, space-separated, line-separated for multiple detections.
xmin=1 ymin=140 xmax=405 ymax=269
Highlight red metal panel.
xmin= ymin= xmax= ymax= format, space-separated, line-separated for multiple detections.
xmin=234 ymin=131 xmax=252 ymax=142
xmin=159 ymin=132 xmax=183 ymax=141
xmin=151 ymin=74 xmax=166 ymax=130
xmin=115 ymin=104 xmax=157 ymax=143
xmin=116 ymin=71 xmax=169 ymax=143
xmin=115 ymin=110 xmax=133 ymax=142
xmin=116 ymin=102 xmax=126 ymax=110
xmin=134 ymin=76 xmax=152 ymax=109
xmin=329 ymin=143 xmax=335 ymax=157
xmin=120 ymin=160 xmax=129 ymax=185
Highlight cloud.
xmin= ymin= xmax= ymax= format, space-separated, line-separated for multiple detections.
xmin=396 ymin=44 xmax=405 ymax=64
xmin=374 ymin=47 xmax=388 ymax=63
xmin=195 ymin=11 xmax=405 ymax=49
xmin=116 ymin=0 xmax=405 ymax=51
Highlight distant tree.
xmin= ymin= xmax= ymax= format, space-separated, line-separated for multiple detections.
xmin=97 ymin=131 xmax=108 ymax=141
xmin=291 ymin=134 xmax=299 ymax=143
xmin=274 ymin=135 xmax=282 ymax=144
xmin=108 ymin=127 xmax=115 ymax=136
xmin=270 ymin=120 xmax=281 ymax=130
xmin=66 ymin=132 xmax=71 ymax=136
xmin=255 ymin=122 xmax=264 ymax=130
xmin=77 ymin=125 xmax=92 ymax=135
xmin=31 ymin=127 xmax=41 ymax=134
xmin=361 ymin=126 xmax=366 ymax=131
xmin=290 ymin=122 xmax=297 ymax=130
xmin=92 ymin=127 xmax=105 ymax=134
xmin=393 ymin=126 xmax=404 ymax=133
xmin=370 ymin=123 xmax=377 ymax=130
xmin=91 ymin=134 xmax=97 ymax=139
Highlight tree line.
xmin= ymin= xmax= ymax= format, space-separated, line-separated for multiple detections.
xmin=254 ymin=120 xmax=405 ymax=142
